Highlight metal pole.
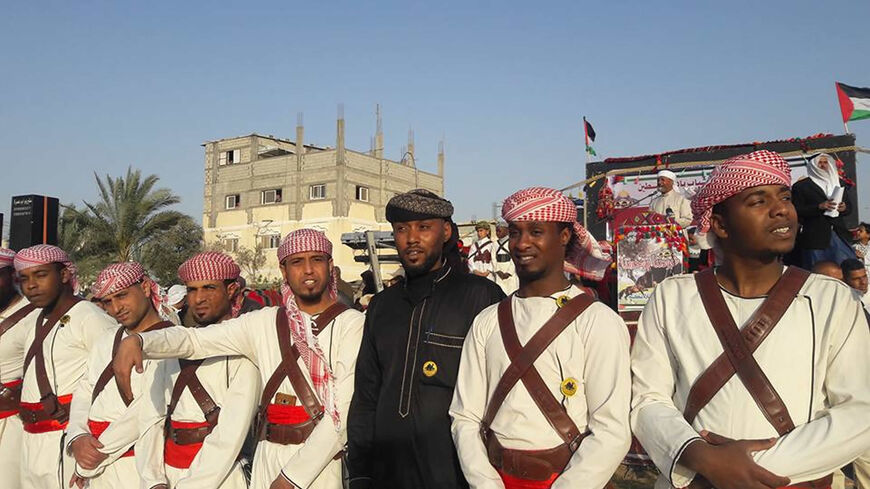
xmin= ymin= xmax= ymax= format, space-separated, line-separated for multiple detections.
xmin=844 ymin=120 xmax=850 ymax=134
xmin=365 ymin=230 xmax=384 ymax=292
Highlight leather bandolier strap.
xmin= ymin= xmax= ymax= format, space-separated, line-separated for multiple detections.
xmin=255 ymin=303 xmax=347 ymax=459
xmin=19 ymin=298 xmax=81 ymax=426
xmin=165 ymin=358 xmax=220 ymax=446
xmin=93 ymin=321 xmax=175 ymax=406
xmin=480 ymin=293 xmax=595 ymax=482
xmin=0 ymin=302 xmax=36 ymax=412
xmin=686 ymin=267 xmax=831 ymax=489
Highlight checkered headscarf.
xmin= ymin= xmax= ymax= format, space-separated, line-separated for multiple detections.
xmin=92 ymin=262 xmax=166 ymax=313
xmin=691 ymin=150 xmax=791 ymax=233
xmin=13 ymin=245 xmax=80 ymax=294
xmin=178 ymin=252 xmax=243 ymax=317
xmin=502 ymin=187 xmax=612 ymax=281
xmin=0 ymin=248 xmax=15 ymax=270
xmin=277 ymin=229 xmax=340 ymax=429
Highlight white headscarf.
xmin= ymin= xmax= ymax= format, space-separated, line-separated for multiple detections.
xmin=657 ymin=170 xmax=694 ymax=199
xmin=807 ymin=153 xmax=841 ymax=199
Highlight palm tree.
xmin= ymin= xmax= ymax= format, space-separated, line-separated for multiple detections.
xmin=82 ymin=167 xmax=185 ymax=262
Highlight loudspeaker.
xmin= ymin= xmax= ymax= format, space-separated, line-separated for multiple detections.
xmin=9 ymin=195 xmax=59 ymax=251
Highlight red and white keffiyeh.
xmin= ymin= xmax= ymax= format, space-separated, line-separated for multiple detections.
xmin=0 ymin=248 xmax=15 ymax=270
xmin=502 ymin=187 xmax=612 ymax=281
xmin=691 ymin=150 xmax=791 ymax=233
xmin=13 ymin=244 xmax=80 ymax=294
xmin=92 ymin=262 xmax=166 ymax=312
xmin=178 ymin=252 xmax=243 ymax=317
xmin=277 ymin=229 xmax=340 ymax=430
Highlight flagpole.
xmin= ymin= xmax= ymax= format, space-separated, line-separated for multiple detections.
xmin=583 ymin=117 xmax=591 ymax=164
xmin=844 ymin=120 xmax=850 ymax=135
xmin=582 ymin=116 xmax=590 ymax=230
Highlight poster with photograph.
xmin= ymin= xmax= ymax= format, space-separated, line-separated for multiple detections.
xmin=616 ymin=213 xmax=687 ymax=310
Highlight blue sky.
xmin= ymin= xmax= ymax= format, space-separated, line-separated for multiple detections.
xmin=1 ymin=0 xmax=868 ymax=237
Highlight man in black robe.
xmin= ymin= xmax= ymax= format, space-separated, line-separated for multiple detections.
xmin=347 ymin=189 xmax=505 ymax=489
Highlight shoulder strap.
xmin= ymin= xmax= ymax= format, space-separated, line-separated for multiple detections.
xmin=274 ymin=308 xmax=324 ymax=420
xmin=23 ymin=298 xmax=82 ymax=398
xmin=483 ymin=293 xmax=595 ymax=448
xmin=313 ymin=302 xmax=350 ymax=334
xmin=688 ymin=267 xmax=809 ymax=435
xmin=0 ymin=302 xmax=36 ymax=339
xmin=167 ymin=358 xmax=220 ymax=426
xmin=93 ymin=327 xmax=128 ymax=405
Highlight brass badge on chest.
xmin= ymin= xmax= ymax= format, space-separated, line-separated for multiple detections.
xmin=560 ymin=377 xmax=578 ymax=397
xmin=422 ymin=361 xmax=438 ymax=377
xmin=275 ymin=393 xmax=297 ymax=405
xmin=555 ymin=295 xmax=570 ymax=308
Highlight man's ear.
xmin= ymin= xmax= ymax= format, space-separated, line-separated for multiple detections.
xmin=226 ymin=280 xmax=240 ymax=299
xmin=140 ymin=279 xmax=153 ymax=298
xmin=710 ymin=212 xmax=729 ymax=241
xmin=279 ymin=261 xmax=289 ymax=284
xmin=560 ymin=224 xmax=572 ymax=247
xmin=442 ymin=220 xmax=453 ymax=244
xmin=59 ymin=265 xmax=71 ymax=285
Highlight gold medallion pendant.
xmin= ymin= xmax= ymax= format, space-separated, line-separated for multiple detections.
xmin=555 ymin=295 xmax=570 ymax=308
xmin=423 ymin=361 xmax=438 ymax=377
xmin=560 ymin=377 xmax=578 ymax=397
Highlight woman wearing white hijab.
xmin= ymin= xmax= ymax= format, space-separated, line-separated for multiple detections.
xmin=792 ymin=153 xmax=857 ymax=268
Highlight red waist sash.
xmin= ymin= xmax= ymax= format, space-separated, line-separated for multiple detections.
xmin=88 ymin=419 xmax=134 ymax=458
xmin=165 ymin=420 xmax=209 ymax=469
xmin=19 ymin=393 xmax=72 ymax=433
xmin=498 ymin=470 xmax=559 ymax=489
xmin=266 ymin=404 xmax=310 ymax=425
xmin=0 ymin=379 xmax=23 ymax=419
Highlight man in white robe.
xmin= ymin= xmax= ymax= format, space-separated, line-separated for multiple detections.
xmin=126 ymin=252 xmax=261 ymax=489
xmin=13 ymin=245 xmax=117 ymax=489
xmin=468 ymin=221 xmax=497 ymax=281
xmin=631 ymin=150 xmax=870 ymax=489
xmin=66 ymin=262 xmax=179 ymax=488
xmin=649 ymin=170 xmax=692 ymax=228
xmin=451 ymin=187 xmax=631 ymax=489
xmin=492 ymin=222 xmax=518 ymax=295
xmin=0 ymin=248 xmax=37 ymax=489
xmin=115 ymin=231 xmax=365 ymax=489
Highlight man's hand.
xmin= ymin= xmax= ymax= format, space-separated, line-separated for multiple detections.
xmin=679 ymin=432 xmax=790 ymax=489
xmin=70 ymin=435 xmax=107 ymax=470
xmin=69 ymin=473 xmax=86 ymax=488
xmin=472 ymin=271 xmax=489 ymax=277
xmin=270 ymin=474 xmax=299 ymax=489
xmin=112 ymin=335 xmax=144 ymax=401
xmin=495 ymin=271 xmax=511 ymax=280
xmin=837 ymin=202 xmax=846 ymax=212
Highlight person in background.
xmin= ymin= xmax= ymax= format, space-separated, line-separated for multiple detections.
xmin=468 ymin=221 xmax=496 ymax=281
xmin=853 ymin=222 xmax=870 ymax=275
xmin=649 ymin=170 xmax=692 ymax=228
xmin=812 ymin=261 xmax=843 ymax=281
xmin=841 ymin=258 xmax=869 ymax=312
xmin=792 ymin=153 xmax=856 ymax=269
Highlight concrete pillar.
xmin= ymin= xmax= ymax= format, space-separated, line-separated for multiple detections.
xmin=374 ymin=104 xmax=384 ymax=159
xmin=295 ymin=113 xmax=304 ymax=220
xmin=336 ymin=104 xmax=347 ymax=217
xmin=437 ymin=140 xmax=445 ymax=178
xmin=407 ymin=128 xmax=415 ymax=167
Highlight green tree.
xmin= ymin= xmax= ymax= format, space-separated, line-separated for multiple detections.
xmin=83 ymin=167 xmax=185 ymax=262
xmin=139 ymin=216 xmax=204 ymax=285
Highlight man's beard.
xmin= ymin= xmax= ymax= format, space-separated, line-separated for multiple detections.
xmin=515 ymin=266 xmax=547 ymax=284
xmin=402 ymin=250 xmax=442 ymax=278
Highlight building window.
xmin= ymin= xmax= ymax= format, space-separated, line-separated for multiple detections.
xmin=219 ymin=149 xmax=241 ymax=166
xmin=225 ymin=194 xmax=241 ymax=209
xmin=218 ymin=149 xmax=242 ymax=166
xmin=259 ymin=234 xmax=281 ymax=249
xmin=356 ymin=185 xmax=369 ymax=202
xmin=309 ymin=184 xmax=326 ymax=200
xmin=261 ymin=188 xmax=282 ymax=205
xmin=222 ymin=237 xmax=239 ymax=252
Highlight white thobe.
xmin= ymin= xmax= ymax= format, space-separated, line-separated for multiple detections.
xmin=630 ymin=270 xmax=870 ymax=489
xmin=0 ymin=297 xmax=37 ymax=489
xmin=649 ymin=190 xmax=692 ymax=228
xmin=450 ymin=285 xmax=632 ymax=489
xmin=18 ymin=300 xmax=116 ymax=489
xmin=468 ymin=238 xmax=497 ymax=280
xmin=137 ymin=351 xmax=260 ymax=489
xmin=493 ymin=238 xmax=518 ymax=295
xmin=66 ymin=327 xmax=176 ymax=488
xmin=138 ymin=306 xmax=365 ymax=489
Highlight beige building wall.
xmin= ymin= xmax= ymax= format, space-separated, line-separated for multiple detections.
xmin=202 ymin=120 xmax=444 ymax=283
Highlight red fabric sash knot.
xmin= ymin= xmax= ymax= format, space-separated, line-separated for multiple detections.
xmin=266 ymin=404 xmax=310 ymax=425
xmin=19 ymin=393 xmax=72 ymax=433
xmin=164 ymin=420 xmax=209 ymax=469
xmin=87 ymin=419 xmax=134 ymax=457
xmin=0 ymin=379 xmax=23 ymax=419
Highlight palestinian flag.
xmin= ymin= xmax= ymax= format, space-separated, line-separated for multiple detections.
xmin=836 ymin=82 xmax=870 ymax=123
xmin=584 ymin=117 xmax=597 ymax=156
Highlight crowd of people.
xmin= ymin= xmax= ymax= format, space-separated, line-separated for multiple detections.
xmin=0 ymin=149 xmax=867 ymax=489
